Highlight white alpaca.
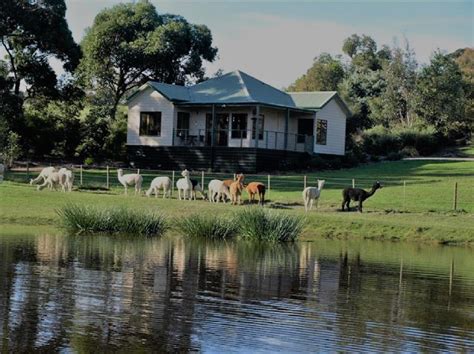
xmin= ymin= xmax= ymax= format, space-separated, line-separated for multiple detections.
xmin=117 ymin=168 xmax=143 ymax=195
xmin=58 ymin=168 xmax=74 ymax=192
xmin=146 ymin=176 xmax=171 ymax=198
xmin=207 ymin=179 xmax=231 ymax=203
xmin=0 ymin=163 xmax=4 ymax=183
xmin=176 ymin=169 xmax=193 ymax=200
xmin=37 ymin=172 xmax=62 ymax=191
xmin=302 ymin=180 xmax=326 ymax=212
xmin=30 ymin=166 xmax=57 ymax=187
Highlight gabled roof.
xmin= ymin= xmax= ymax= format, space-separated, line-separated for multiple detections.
xmin=288 ymin=91 xmax=352 ymax=116
xmin=127 ymin=70 xmax=350 ymax=116
xmin=148 ymin=82 xmax=190 ymax=102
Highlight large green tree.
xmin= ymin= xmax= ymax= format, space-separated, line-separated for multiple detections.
xmin=451 ymin=48 xmax=474 ymax=136
xmin=0 ymin=0 xmax=81 ymax=96
xmin=369 ymin=43 xmax=418 ymax=127
xmin=79 ymin=1 xmax=218 ymax=120
xmin=415 ymin=51 xmax=467 ymax=138
xmin=287 ymin=53 xmax=345 ymax=91
xmin=0 ymin=0 xmax=81 ymax=161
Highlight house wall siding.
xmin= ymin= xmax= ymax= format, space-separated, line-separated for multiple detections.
xmin=127 ymin=87 xmax=175 ymax=146
xmin=314 ymin=99 xmax=346 ymax=155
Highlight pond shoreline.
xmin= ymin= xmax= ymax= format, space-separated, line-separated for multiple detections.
xmin=1 ymin=181 xmax=473 ymax=246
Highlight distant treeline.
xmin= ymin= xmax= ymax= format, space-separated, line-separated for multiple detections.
xmin=287 ymin=35 xmax=473 ymax=161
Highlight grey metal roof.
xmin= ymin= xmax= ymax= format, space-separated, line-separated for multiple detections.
xmin=148 ymin=82 xmax=190 ymax=102
xmin=288 ymin=91 xmax=337 ymax=109
xmin=128 ymin=70 xmax=350 ymax=115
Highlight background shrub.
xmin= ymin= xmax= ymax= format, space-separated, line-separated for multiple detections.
xmin=359 ymin=124 xmax=440 ymax=157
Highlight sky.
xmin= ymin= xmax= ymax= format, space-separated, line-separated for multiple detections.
xmin=63 ymin=0 xmax=473 ymax=88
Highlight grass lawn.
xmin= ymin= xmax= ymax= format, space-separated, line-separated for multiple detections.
xmin=1 ymin=160 xmax=473 ymax=245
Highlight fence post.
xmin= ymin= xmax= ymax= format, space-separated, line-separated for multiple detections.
xmin=267 ymin=174 xmax=271 ymax=199
xmin=80 ymin=165 xmax=83 ymax=186
xmin=403 ymin=180 xmax=406 ymax=211
xmin=233 ymin=173 xmax=236 ymax=181
xmin=172 ymin=171 xmax=175 ymax=197
xmin=201 ymin=171 xmax=205 ymax=191
xmin=304 ymin=175 xmax=307 ymax=189
xmin=137 ymin=168 xmax=140 ymax=175
xmin=106 ymin=166 xmax=110 ymax=189
xmin=352 ymin=179 xmax=355 ymax=188
xmin=453 ymin=182 xmax=458 ymax=211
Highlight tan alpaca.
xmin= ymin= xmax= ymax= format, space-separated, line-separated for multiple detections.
xmin=229 ymin=174 xmax=245 ymax=205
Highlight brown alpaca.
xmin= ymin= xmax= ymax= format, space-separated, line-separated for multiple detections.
xmin=246 ymin=182 xmax=266 ymax=205
xmin=229 ymin=174 xmax=245 ymax=205
xmin=223 ymin=179 xmax=234 ymax=188
xmin=223 ymin=173 xmax=244 ymax=188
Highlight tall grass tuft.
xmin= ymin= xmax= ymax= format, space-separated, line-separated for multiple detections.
xmin=177 ymin=214 xmax=237 ymax=239
xmin=57 ymin=204 xmax=168 ymax=236
xmin=235 ymin=207 xmax=305 ymax=242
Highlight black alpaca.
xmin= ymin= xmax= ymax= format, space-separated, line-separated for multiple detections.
xmin=341 ymin=181 xmax=382 ymax=212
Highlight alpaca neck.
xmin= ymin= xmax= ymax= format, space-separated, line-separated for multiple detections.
xmin=368 ymin=187 xmax=377 ymax=197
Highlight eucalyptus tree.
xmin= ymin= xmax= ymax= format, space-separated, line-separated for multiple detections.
xmin=370 ymin=42 xmax=418 ymax=127
xmin=79 ymin=1 xmax=218 ymax=120
xmin=415 ymin=51 xmax=467 ymax=138
xmin=0 ymin=0 xmax=81 ymax=97
xmin=287 ymin=53 xmax=345 ymax=92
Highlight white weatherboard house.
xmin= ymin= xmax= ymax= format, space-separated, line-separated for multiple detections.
xmin=126 ymin=70 xmax=351 ymax=172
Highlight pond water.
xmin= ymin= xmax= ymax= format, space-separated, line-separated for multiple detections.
xmin=0 ymin=234 xmax=473 ymax=352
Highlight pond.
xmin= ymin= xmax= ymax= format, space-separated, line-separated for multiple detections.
xmin=0 ymin=234 xmax=473 ymax=352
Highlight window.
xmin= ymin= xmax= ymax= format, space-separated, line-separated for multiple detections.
xmin=176 ymin=112 xmax=190 ymax=137
xmin=140 ymin=112 xmax=161 ymax=136
xmin=316 ymin=119 xmax=328 ymax=145
xmin=251 ymin=115 xmax=264 ymax=140
xmin=297 ymin=119 xmax=314 ymax=143
xmin=231 ymin=113 xmax=247 ymax=139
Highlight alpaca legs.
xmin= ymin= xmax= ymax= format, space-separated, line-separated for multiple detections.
xmin=341 ymin=198 xmax=350 ymax=211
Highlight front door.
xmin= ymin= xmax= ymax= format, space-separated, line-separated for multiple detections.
xmin=206 ymin=113 xmax=229 ymax=146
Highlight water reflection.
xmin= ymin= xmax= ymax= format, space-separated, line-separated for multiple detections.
xmin=0 ymin=234 xmax=473 ymax=352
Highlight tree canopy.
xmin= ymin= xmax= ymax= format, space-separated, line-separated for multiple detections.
xmin=0 ymin=0 xmax=81 ymax=96
xmin=79 ymin=1 xmax=218 ymax=120
xmin=287 ymin=53 xmax=345 ymax=92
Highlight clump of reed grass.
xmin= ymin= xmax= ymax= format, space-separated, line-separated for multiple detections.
xmin=57 ymin=204 xmax=167 ymax=236
xmin=177 ymin=214 xmax=237 ymax=239
xmin=235 ymin=207 xmax=305 ymax=242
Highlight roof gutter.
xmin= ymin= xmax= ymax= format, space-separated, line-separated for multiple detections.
xmin=174 ymin=102 xmax=315 ymax=114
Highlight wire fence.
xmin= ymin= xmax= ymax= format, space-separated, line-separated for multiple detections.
xmin=4 ymin=165 xmax=474 ymax=213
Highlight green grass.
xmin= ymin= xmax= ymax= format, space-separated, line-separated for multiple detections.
xmin=1 ymin=160 xmax=473 ymax=244
xmin=57 ymin=204 xmax=168 ymax=236
xmin=177 ymin=214 xmax=237 ymax=239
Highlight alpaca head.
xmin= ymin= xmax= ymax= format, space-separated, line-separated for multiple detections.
xmin=236 ymin=174 xmax=245 ymax=183
xmin=117 ymin=168 xmax=123 ymax=176
xmin=373 ymin=181 xmax=383 ymax=190
xmin=181 ymin=169 xmax=190 ymax=178
xmin=317 ymin=179 xmax=325 ymax=190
